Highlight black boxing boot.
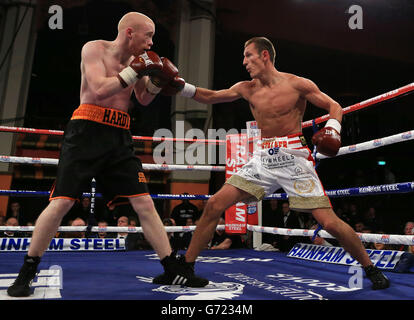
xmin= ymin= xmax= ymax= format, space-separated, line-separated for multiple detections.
xmin=7 ymin=255 xmax=40 ymax=297
xmin=152 ymin=252 xmax=208 ymax=287
xmin=364 ymin=265 xmax=390 ymax=290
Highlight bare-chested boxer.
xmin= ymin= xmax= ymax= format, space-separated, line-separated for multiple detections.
xmin=156 ymin=37 xmax=389 ymax=290
xmin=7 ymin=12 xmax=207 ymax=297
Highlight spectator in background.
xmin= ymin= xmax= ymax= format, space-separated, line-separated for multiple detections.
xmin=397 ymin=221 xmax=414 ymax=253
xmin=129 ymin=217 xmax=139 ymax=227
xmin=23 ymin=221 xmax=34 ymax=238
xmin=209 ymin=218 xmax=243 ymax=250
xmin=342 ymin=203 xmax=361 ymax=228
xmin=336 ymin=207 xmax=352 ymax=226
xmin=273 ymin=202 xmax=304 ymax=252
xmin=76 ymin=196 xmax=91 ymax=222
xmin=65 ymin=218 xmax=87 ymax=239
xmin=174 ymin=217 xmax=195 ymax=250
xmin=97 ymin=220 xmax=111 ymax=239
xmin=262 ymin=199 xmax=279 ymax=245
xmin=0 ymin=217 xmax=19 ymax=238
xmin=116 ymin=216 xmax=130 ymax=239
xmin=354 ymin=221 xmax=365 ymax=233
xmin=117 ymin=216 xmax=150 ymax=250
xmin=361 ymin=226 xmax=375 ymax=249
xmin=373 ymin=231 xmax=395 ymax=251
xmin=6 ymin=202 xmax=26 ymax=226
xmin=64 ymin=196 xmax=91 ymax=225
xmin=362 ymin=207 xmax=382 ymax=232
xmin=171 ymin=194 xmax=200 ymax=226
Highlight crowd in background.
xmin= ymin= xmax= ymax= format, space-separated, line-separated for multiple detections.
xmin=0 ymin=195 xmax=413 ymax=257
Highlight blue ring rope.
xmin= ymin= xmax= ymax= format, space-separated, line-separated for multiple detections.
xmin=2 ymin=182 xmax=413 ymax=199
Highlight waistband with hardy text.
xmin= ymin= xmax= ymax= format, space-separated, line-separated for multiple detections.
xmin=71 ymin=104 xmax=130 ymax=130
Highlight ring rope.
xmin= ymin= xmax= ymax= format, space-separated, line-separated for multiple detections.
xmin=0 ymin=125 xmax=225 ymax=144
xmin=316 ymin=129 xmax=414 ymax=160
xmin=0 ymin=156 xmax=225 ymax=172
xmin=246 ymin=225 xmax=414 ymax=246
xmin=1 ymin=225 xmax=412 ymax=245
xmin=302 ymin=82 xmax=414 ymax=128
xmin=1 ymin=128 xmax=412 ymax=169
xmin=0 ymin=83 xmax=411 ymax=142
xmin=0 ymin=181 xmax=413 ymax=199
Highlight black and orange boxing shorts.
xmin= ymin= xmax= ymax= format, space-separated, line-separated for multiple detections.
xmin=50 ymin=104 xmax=149 ymax=207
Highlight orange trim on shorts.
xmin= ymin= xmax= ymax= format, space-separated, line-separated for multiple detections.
xmin=71 ymin=104 xmax=130 ymax=130
xmin=107 ymin=193 xmax=150 ymax=208
xmin=49 ymin=183 xmax=79 ymax=203
xmin=49 ymin=196 xmax=79 ymax=202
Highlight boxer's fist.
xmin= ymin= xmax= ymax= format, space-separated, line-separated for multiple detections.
xmin=130 ymin=51 xmax=163 ymax=77
xmin=146 ymin=57 xmax=179 ymax=94
xmin=312 ymin=119 xmax=341 ymax=157
xmin=117 ymin=51 xmax=162 ymax=88
xmin=161 ymin=76 xmax=185 ymax=96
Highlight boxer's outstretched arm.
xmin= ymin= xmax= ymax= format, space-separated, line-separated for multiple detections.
xmin=81 ymin=42 xmax=125 ymax=100
xmin=191 ymin=82 xmax=244 ymax=104
xmin=295 ymin=77 xmax=343 ymax=122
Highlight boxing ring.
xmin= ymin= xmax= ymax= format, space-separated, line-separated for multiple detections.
xmin=0 ymin=249 xmax=413 ymax=301
xmin=0 ymin=83 xmax=413 ymax=301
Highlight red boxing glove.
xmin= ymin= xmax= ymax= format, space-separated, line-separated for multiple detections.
xmin=146 ymin=57 xmax=179 ymax=94
xmin=312 ymin=119 xmax=341 ymax=157
xmin=161 ymin=76 xmax=185 ymax=96
xmin=117 ymin=51 xmax=163 ymax=88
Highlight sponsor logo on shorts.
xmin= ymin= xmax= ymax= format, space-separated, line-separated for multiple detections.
xmin=138 ymin=172 xmax=147 ymax=183
xmin=299 ymin=135 xmax=307 ymax=146
xmin=293 ymin=179 xmax=316 ymax=194
xmin=267 ymin=147 xmax=280 ymax=155
xmin=263 ymin=140 xmax=287 ymax=150
xmin=261 ymin=153 xmax=295 ymax=169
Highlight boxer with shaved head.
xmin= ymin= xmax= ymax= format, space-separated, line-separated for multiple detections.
xmin=7 ymin=11 xmax=207 ymax=297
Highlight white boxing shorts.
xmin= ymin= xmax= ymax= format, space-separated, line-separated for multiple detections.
xmin=225 ymin=133 xmax=332 ymax=212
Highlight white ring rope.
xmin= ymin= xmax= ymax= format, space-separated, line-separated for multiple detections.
xmin=0 ymin=156 xmax=225 ymax=172
xmin=247 ymin=225 xmax=414 ymax=246
xmin=1 ymin=129 xmax=413 ymax=168
xmin=1 ymin=225 xmax=413 ymax=245
xmin=316 ymin=129 xmax=414 ymax=159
